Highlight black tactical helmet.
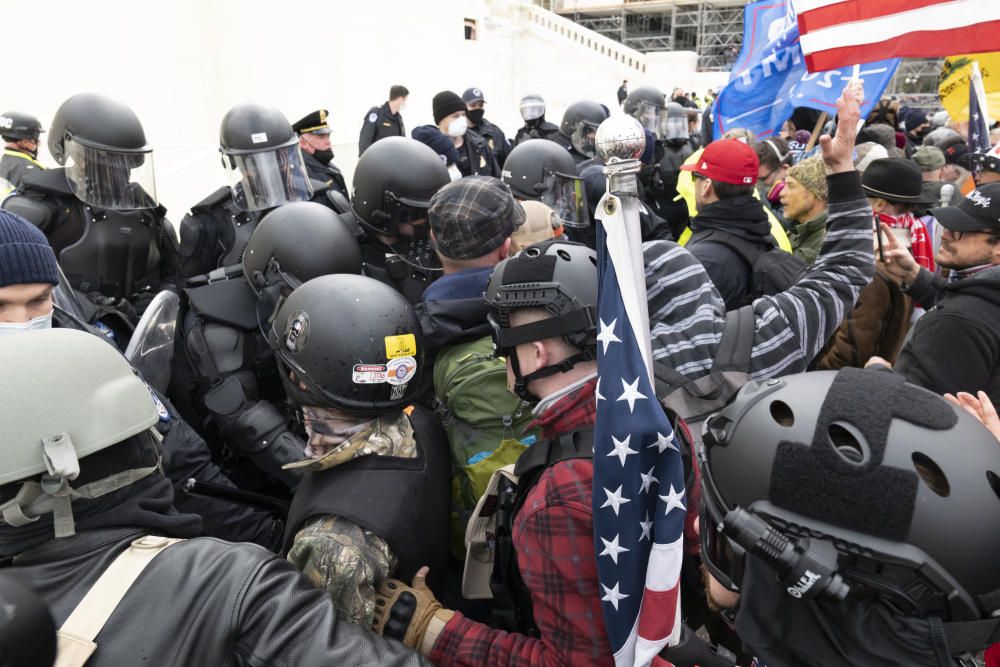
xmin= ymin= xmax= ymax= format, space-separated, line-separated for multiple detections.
xmin=700 ymin=369 xmax=1000 ymax=625
xmin=501 ymin=139 xmax=579 ymax=200
xmin=0 ymin=111 xmax=43 ymax=142
xmin=351 ymin=137 xmax=450 ymax=239
xmin=219 ymin=103 xmax=297 ymax=154
xmin=559 ymin=100 xmax=609 ymax=158
xmin=485 ymin=239 xmax=597 ymax=400
xmin=622 ymin=86 xmax=667 ymax=118
xmin=242 ymin=201 xmax=362 ymax=293
xmin=48 ymin=93 xmax=149 ymax=166
xmin=270 ymin=274 xmax=424 ymax=415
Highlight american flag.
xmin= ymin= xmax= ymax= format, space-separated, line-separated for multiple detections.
xmin=792 ymin=0 xmax=1000 ymax=73
xmin=969 ymin=61 xmax=992 ymax=155
xmin=593 ymin=191 xmax=685 ymax=666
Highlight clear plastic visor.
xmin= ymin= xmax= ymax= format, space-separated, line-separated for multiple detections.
xmin=570 ymin=120 xmax=600 ymax=158
xmin=541 ymin=172 xmax=589 ymax=229
xmin=64 ymin=137 xmax=157 ymax=210
xmin=224 ymin=144 xmax=314 ymax=212
xmin=634 ymin=100 xmax=668 ymax=137
xmin=520 ymin=100 xmax=545 ymax=121
xmin=663 ymin=115 xmax=690 ymax=141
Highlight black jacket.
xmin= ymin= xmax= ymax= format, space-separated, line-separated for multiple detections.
xmin=302 ymin=150 xmax=349 ymax=201
xmin=0 ymin=148 xmax=43 ymax=188
xmin=895 ymin=264 xmax=1000 ymax=405
xmin=686 ymin=196 xmax=774 ymax=310
xmin=470 ymin=118 xmax=511 ymax=167
xmin=512 ymin=119 xmax=561 ymax=147
xmin=457 ymin=130 xmax=500 ymax=177
xmin=358 ymin=103 xmax=405 ymax=156
xmin=5 ymin=528 xmax=428 ymax=666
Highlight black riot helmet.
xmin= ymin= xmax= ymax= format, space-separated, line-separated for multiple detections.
xmin=270 ymin=274 xmax=424 ymax=416
xmin=48 ymin=93 xmax=157 ymax=210
xmin=501 ymin=139 xmax=588 ymax=229
xmin=484 ymin=239 xmax=597 ymax=401
xmin=559 ymin=100 xmax=609 ymax=158
xmin=519 ymin=94 xmax=546 ymax=122
xmin=219 ymin=103 xmax=313 ymax=212
xmin=622 ymin=85 xmax=666 ymax=118
xmin=242 ymin=201 xmax=362 ymax=296
xmin=351 ymin=137 xmax=450 ymax=269
xmin=0 ymin=111 xmax=43 ymax=142
xmin=662 ymin=102 xmax=691 ymax=144
xmin=700 ymin=368 xmax=1000 ymax=648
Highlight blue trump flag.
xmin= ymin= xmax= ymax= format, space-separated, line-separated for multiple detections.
xmin=714 ymin=0 xmax=900 ymax=139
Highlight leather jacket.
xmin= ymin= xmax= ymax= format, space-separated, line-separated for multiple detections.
xmin=5 ymin=527 xmax=429 ymax=666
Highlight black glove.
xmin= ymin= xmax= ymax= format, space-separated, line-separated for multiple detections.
xmin=658 ymin=624 xmax=739 ymax=667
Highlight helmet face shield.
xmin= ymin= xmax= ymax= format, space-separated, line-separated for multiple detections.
xmin=520 ymin=98 xmax=545 ymax=122
xmin=64 ymin=137 xmax=157 ymax=210
xmin=634 ymin=100 xmax=667 ymax=138
xmin=224 ymin=143 xmax=314 ymax=212
xmin=541 ymin=172 xmax=589 ymax=229
xmin=663 ymin=115 xmax=690 ymax=142
xmin=570 ymin=120 xmax=600 ymax=158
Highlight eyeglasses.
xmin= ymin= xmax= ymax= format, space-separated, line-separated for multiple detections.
xmin=945 ymin=229 xmax=995 ymax=241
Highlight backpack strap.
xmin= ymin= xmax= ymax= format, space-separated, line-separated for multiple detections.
xmin=56 ymin=535 xmax=184 ymax=667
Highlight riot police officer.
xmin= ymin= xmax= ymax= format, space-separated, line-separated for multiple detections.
xmin=2 ymin=93 xmax=177 ymax=312
xmin=273 ymin=274 xmax=449 ymax=626
xmin=511 ymin=94 xmax=560 ymax=147
xmin=176 ymin=103 xmax=340 ymax=286
xmin=169 ymin=201 xmax=362 ymax=492
xmin=0 ymin=110 xmax=44 ymax=190
xmin=351 ymin=137 xmax=451 ymax=305
xmin=500 ymin=138 xmax=589 ymax=243
xmin=554 ymin=100 xmax=609 ymax=165
xmin=292 ymin=108 xmax=350 ymax=204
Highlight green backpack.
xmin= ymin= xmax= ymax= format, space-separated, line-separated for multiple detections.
xmin=433 ymin=336 xmax=538 ymax=559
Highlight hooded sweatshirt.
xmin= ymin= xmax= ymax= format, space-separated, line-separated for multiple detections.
xmin=644 ymin=171 xmax=874 ymax=382
xmin=895 ymin=264 xmax=1000 ymax=405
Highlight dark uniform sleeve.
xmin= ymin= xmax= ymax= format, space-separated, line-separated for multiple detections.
xmin=234 ymin=549 xmax=432 ymax=666
xmin=895 ymin=313 xmax=998 ymax=398
xmin=358 ymin=107 xmax=380 ymax=156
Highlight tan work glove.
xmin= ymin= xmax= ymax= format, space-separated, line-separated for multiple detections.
xmin=372 ymin=567 xmax=455 ymax=655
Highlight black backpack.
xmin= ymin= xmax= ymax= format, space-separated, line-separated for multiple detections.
xmin=689 ymin=229 xmax=805 ymax=306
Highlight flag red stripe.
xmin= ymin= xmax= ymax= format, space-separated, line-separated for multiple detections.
xmin=798 ymin=0 xmax=950 ymax=33
xmin=636 ymin=587 xmax=679 ymax=640
xmin=803 ymin=21 xmax=1000 ymax=72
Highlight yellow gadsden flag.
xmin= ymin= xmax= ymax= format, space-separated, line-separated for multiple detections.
xmin=940 ymin=53 xmax=1000 ymax=122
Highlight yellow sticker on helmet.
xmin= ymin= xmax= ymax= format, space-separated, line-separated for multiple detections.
xmin=385 ymin=333 xmax=417 ymax=359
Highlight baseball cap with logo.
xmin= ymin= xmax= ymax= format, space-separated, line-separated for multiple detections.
xmin=931 ymin=182 xmax=1000 ymax=233
xmin=681 ymin=138 xmax=760 ymax=185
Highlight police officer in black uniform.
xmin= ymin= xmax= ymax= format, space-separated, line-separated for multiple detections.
xmin=511 ymin=94 xmax=560 ymax=147
xmin=2 ymin=93 xmax=177 ymax=315
xmin=176 ymin=103 xmax=338 ymax=286
xmin=462 ymin=87 xmax=511 ymax=167
xmin=554 ymin=100 xmax=609 ymax=165
xmin=351 ymin=137 xmax=451 ymax=305
xmin=358 ymin=85 xmax=408 ymax=156
xmin=0 ymin=111 xmax=45 ymax=189
xmin=169 ymin=202 xmax=362 ymax=493
xmin=274 ymin=273 xmax=450 ymax=616
xmin=623 ymin=86 xmax=697 ymax=235
xmin=292 ymin=109 xmax=350 ymax=203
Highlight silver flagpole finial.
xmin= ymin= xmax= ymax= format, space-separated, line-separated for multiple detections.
xmin=597 ymin=116 xmax=645 ymax=198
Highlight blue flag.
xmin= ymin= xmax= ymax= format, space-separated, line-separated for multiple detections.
xmin=594 ymin=195 xmax=686 ymax=665
xmin=969 ymin=62 xmax=992 ymax=154
xmin=714 ymin=0 xmax=900 ymax=139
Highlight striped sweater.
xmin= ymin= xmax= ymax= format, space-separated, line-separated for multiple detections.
xmin=644 ymin=171 xmax=874 ymax=383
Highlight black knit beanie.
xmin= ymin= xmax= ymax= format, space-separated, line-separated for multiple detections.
xmin=0 ymin=210 xmax=60 ymax=287
xmin=433 ymin=91 xmax=467 ymax=125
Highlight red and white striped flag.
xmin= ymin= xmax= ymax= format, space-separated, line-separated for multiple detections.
xmin=792 ymin=0 xmax=1000 ymax=73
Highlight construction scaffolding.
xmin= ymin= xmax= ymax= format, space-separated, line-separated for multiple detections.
xmin=551 ymin=0 xmax=745 ymax=71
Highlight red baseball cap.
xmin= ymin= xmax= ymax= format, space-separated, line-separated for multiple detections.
xmin=681 ymin=138 xmax=759 ymax=185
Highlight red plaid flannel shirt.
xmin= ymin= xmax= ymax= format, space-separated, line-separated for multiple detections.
xmin=429 ymin=378 xmax=614 ymax=666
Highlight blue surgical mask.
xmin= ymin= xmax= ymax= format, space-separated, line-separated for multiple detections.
xmin=0 ymin=312 xmax=53 ymax=335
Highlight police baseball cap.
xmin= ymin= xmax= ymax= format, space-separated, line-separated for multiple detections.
xmin=681 ymin=138 xmax=759 ymax=185
xmin=931 ymin=183 xmax=1000 ymax=233
xmin=292 ymin=109 xmax=331 ymax=135
xmin=462 ymin=88 xmax=485 ymax=104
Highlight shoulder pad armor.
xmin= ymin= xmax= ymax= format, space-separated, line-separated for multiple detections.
xmin=190 ymin=186 xmax=233 ymax=214
xmin=184 ymin=277 xmax=259 ymax=330
xmin=2 ymin=193 xmax=55 ymax=230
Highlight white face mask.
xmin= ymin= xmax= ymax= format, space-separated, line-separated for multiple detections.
xmin=0 ymin=311 xmax=53 ymax=335
xmin=447 ymin=115 xmax=468 ymax=138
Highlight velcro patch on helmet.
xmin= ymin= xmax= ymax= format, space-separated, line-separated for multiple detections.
xmin=769 ymin=368 xmax=956 ymax=541
xmin=284 ymin=311 xmax=310 ymax=353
